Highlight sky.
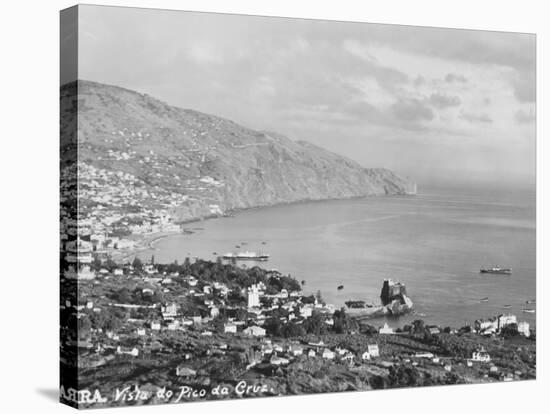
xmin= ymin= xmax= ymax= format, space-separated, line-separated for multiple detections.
xmin=75 ymin=5 xmax=536 ymax=186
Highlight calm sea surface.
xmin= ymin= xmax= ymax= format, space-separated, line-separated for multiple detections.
xmin=139 ymin=182 xmax=536 ymax=329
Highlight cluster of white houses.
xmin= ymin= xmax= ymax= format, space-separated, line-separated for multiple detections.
xmin=60 ymin=156 xmax=232 ymax=266
xmin=474 ymin=314 xmax=530 ymax=337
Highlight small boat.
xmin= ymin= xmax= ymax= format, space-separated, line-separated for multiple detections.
xmin=526 ymin=299 xmax=536 ymax=305
xmin=337 ymin=285 xmax=344 ymax=290
xmin=235 ymin=245 xmax=240 ymax=248
xmin=479 ymin=297 xmax=489 ymax=303
xmin=523 ymin=308 xmax=536 ymax=314
xmin=502 ymin=304 xmax=512 ymax=309
xmin=262 ymin=241 xmax=267 ymax=245
xmin=480 ymin=266 xmax=512 ymax=274
xmin=213 ymin=252 xmax=217 ymax=255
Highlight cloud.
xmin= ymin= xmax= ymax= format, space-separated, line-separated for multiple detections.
xmin=512 ymin=72 xmax=536 ymax=102
xmin=429 ymin=93 xmax=462 ymax=109
xmin=445 ymin=73 xmax=468 ymax=83
xmin=342 ymin=39 xmax=409 ymax=89
xmin=460 ymin=112 xmax=493 ymax=124
xmin=76 ymin=6 xmax=535 ymax=180
xmin=391 ymin=98 xmax=434 ymax=122
xmin=413 ymin=76 xmax=426 ymax=87
xmin=186 ymin=43 xmax=224 ymax=64
xmin=515 ymin=109 xmax=535 ymax=124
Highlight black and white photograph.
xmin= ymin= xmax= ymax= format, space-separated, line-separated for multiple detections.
xmin=57 ymin=4 xmax=539 ymax=409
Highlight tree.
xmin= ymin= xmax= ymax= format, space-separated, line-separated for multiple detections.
xmin=132 ymin=256 xmax=143 ymax=271
xmin=112 ymin=288 xmax=132 ymax=303
xmin=315 ymin=290 xmax=323 ymax=304
xmin=91 ymin=254 xmax=102 ymax=271
xmin=333 ymin=308 xmax=357 ymax=334
xmin=150 ymin=255 xmax=155 ymax=265
xmin=412 ymin=319 xmax=425 ymax=334
xmin=280 ymin=322 xmax=306 ymax=338
xmin=265 ymin=318 xmax=283 ymax=337
xmin=501 ymin=323 xmax=519 ymax=338
xmin=304 ymin=311 xmax=328 ymax=335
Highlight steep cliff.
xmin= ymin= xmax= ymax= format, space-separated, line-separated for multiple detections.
xmin=62 ymin=80 xmax=416 ymax=222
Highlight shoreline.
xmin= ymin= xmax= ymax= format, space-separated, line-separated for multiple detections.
xmin=109 ymin=191 xmax=418 ymax=264
xmin=111 ymin=230 xmax=183 ymax=262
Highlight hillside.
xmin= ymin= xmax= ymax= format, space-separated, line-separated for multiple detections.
xmin=61 ymin=80 xmax=416 ymax=223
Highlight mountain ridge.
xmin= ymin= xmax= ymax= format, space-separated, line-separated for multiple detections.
xmin=61 ymin=80 xmax=416 ymax=223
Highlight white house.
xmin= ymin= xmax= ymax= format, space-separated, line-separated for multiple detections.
xmin=210 ymin=306 xmax=220 ymax=318
xmin=184 ymin=275 xmax=198 ymax=287
xmin=472 ymin=348 xmax=491 ymax=363
xmin=300 ymin=306 xmax=313 ymax=318
xmin=291 ymin=346 xmax=304 ymax=356
xmin=475 ymin=318 xmax=498 ymax=334
xmin=270 ymin=355 xmax=290 ymax=366
xmin=243 ymin=326 xmax=266 ymax=337
xmin=415 ymin=352 xmax=434 ymax=359
xmin=167 ymin=321 xmax=179 ymax=330
xmin=161 ymin=303 xmax=178 ymax=320
xmin=497 ymin=314 xmax=517 ymax=331
xmin=116 ymin=346 xmax=139 ymax=357
xmin=517 ymin=321 xmax=530 ymax=337
xmin=367 ymin=344 xmax=380 ymax=358
xmin=247 ymin=284 xmax=261 ymax=308
xmin=224 ymin=323 xmax=237 ymax=334
xmin=379 ymin=323 xmax=394 ymax=335
xmin=322 ymin=349 xmax=335 ymax=360
xmin=342 ymin=353 xmax=354 ymax=363
xmin=362 ymin=351 xmax=371 ymax=361
xmin=176 ymin=366 xmax=197 ymax=377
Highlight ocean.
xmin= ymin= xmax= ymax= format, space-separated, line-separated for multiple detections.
xmin=139 ymin=181 xmax=536 ymax=329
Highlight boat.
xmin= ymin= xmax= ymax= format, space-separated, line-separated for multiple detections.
xmin=480 ymin=266 xmax=512 ymax=274
xmin=479 ymin=297 xmax=489 ymax=302
xmin=502 ymin=304 xmax=512 ymax=309
xmin=523 ymin=308 xmax=536 ymax=314
xmin=337 ymin=285 xmax=344 ymax=290
xmin=222 ymin=251 xmax=270 ymax=261
xmin=526 ymin=299 xmax=536 ymax=305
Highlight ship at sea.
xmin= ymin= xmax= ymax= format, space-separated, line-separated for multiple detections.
xmin=222 ymin=251 xmax=269 ymax=261
xmin=480 ymin=266 xmax=512 ymax=274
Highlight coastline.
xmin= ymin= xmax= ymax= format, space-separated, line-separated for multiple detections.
xmin=109 ymin=191 xmax=418 ymax=264
xmin=111 ymin=230 xmax=183 ymax=263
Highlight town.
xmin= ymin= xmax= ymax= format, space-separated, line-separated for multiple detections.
xmin=60 ymin=250 xmax=536 ymax=408
xmin=60 ymin=154 xmax=536 ymax=408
